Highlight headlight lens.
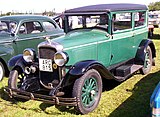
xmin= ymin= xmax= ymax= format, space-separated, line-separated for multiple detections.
xmin=23 ymin=48 xmax=35 ymax=63
xmin=54 ymin=51 xmax=68 ymax=66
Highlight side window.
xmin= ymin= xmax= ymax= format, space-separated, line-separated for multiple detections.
xmin=19 ymin=21 xmax=43 ymax=34
xmin=113 ymin=13 xmax=132 ymax=31
xmin=134 ymin=11 xmax=146 ymax=27
xmin=43 ymin=22 xmax=56 ymax=32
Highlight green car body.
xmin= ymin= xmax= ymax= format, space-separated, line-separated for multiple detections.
xmin=0 ymin=15 xmax=64 ymax=80
xmin=6 ymin=4 xmax=156 ymax=114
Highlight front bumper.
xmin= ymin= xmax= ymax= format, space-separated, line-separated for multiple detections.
xmin=4 ymin=87 xmax=78 ymax=106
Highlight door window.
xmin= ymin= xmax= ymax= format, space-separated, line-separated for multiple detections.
xmin=19 ymin=21 xmax=43 ymax=34
xmin=134 ymin=11 xmax=146 ymax=27
xmin=113 ymin=13 xmax=132 ymax=32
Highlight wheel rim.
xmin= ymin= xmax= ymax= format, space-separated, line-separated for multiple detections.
xmin=81 ymin=77 xmax=98 ymax=107
xmin=144 ymin=50 xmax=151 ymax=69
xmin=0 ymin=65 xmax=4 ymax=80
xmin=17 ymin=73 xmax=25 ymax=89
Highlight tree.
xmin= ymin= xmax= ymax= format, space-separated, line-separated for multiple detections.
xmin=148 ymin=1 xmax=160 ymax=11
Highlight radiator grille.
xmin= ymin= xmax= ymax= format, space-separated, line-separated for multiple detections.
xmin=39 ymin=47 xmax=56 ymax=59
xmin=38 ymin=47 xmax=60 ymax=87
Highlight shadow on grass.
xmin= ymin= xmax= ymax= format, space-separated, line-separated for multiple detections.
xmin=150 ymin=34 xmax=160 ymax=40
xmin=108 ymin=70 xmax=160 ymax=117
xmin=102 ymin=79 xmax=121 ymax=91
xmin=0 ymin=86 xmax=18 ymax=103
xmin=39 ymin=103 xmax=78 ymax=115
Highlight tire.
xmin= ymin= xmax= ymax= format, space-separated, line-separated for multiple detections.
xmin=8 ymin=70 xmax=24 ymax=89
xmin=0 ymin=62 xmax=5 ymax=81
xmin=140 ymin=46 xmax=152 ymax=75
xmin=8 ymin=70 xmax=27 ymax=101
xmin=72 ymin=69 xmax=102 ymax=114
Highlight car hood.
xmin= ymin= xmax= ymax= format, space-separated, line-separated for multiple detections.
xmin=51 ymin=29 xmax=108 ymax=50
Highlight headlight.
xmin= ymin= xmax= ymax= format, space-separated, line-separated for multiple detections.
xmin=23 ymin=48 xmax=35 ymax=63
xmin=54 ymin=51 xmax=68 ymax=66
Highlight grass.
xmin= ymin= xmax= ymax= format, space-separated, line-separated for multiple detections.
xmin=0 ymin=28 xmax=160 ymax=117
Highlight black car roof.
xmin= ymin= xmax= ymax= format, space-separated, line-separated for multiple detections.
xmin=64 ymin=3 xmax=148 ymax=14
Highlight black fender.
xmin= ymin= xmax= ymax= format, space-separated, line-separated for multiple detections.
xmin=62 ymin=60 xmax=115 ymax=87
xmin=135 ymin=39 xmax=156 ymax=65
xmin=8 ymin=54 xmax=26 ymax=72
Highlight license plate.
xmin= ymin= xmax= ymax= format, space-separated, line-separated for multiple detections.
xmin=39 ymin=59 xmax=53 ymax=72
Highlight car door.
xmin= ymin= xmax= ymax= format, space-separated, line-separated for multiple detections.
xmin=110 ymin=12 xmax=135 ymax=65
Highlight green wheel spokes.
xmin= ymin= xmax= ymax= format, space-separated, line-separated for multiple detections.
xmin=81 ymin=77 xmax=98 ymax=107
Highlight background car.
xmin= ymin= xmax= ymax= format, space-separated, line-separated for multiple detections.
xmin=6 ymin=3 xmax=156 ymax=114
xmin=148 ymin=14 xmax=160 ymax=28
xmin=0 ymin=15 xmax=64 ymax=81
xmin=150 ymin=82 xmax=160 ymax=117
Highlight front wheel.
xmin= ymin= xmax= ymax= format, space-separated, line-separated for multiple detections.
xmin=8 ymin=70 xmax=24 ymax=89
xmin=140 ymin=46 xmax=152 ymax=75
xmin=72 ymin=69 xmax=102 ymax=114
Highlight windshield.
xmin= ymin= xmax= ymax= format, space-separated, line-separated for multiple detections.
xmin=65 ymin=14 xmax=109 ymax=32
xmin=0 ymin=21 xmax=17 ymax=34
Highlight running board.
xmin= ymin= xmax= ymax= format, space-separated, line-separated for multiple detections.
xmin=114 ymin=64 xmax=143 ymax=82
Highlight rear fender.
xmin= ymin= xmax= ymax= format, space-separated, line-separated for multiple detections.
xmin=62 ymin=60 xmax=115 ymax=87
xmin=135 ymin=39 xmax=156 ymax=65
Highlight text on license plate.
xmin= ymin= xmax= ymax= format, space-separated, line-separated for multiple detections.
xmin=39 ymin=59 xmax=53 ymax=72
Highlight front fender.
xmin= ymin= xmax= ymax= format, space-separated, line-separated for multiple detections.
xmin=8 ymin=54 xmax=26 ymax=72
xmin=62 ymin=60 xmax=115 ymax=87
xmin=135 ymin=39 xmax=156 ymax=64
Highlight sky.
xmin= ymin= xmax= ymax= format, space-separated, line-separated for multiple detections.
xmin=0 ymin=0 xmax=159 ymax=14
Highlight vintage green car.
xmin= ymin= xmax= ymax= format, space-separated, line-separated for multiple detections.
xmin=6 ymin=4 xmax=156 ymax=114
xmin=0 ymin=15 xmax=64 ymax=80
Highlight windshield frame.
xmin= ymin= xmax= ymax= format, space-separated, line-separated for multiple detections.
xmin=63 ymin=13 xmax=110 ymax=33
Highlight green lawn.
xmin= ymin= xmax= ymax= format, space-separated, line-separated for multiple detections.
xmin=0 ymin=29 xmax=160 ymax=117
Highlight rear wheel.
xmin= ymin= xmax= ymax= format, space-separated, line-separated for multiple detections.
xmin=72 ymin=69 xmax=102 ymax=114
xmin=140 ymin=46 xmax=152 ymax=75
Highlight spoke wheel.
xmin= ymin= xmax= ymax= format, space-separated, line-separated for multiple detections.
xmin=72 ymin=69 xmax=102 ymax=114
xmin=140 ymin=46 xmax=152 ymax=75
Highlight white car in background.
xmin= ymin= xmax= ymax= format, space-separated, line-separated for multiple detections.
xmin=148 ymin=14 xmax=160 ymax=28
